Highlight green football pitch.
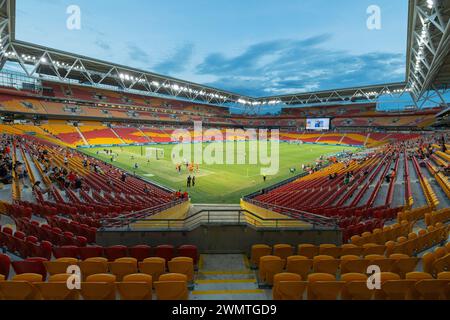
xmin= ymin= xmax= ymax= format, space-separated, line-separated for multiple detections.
xmin=81 ymin=142 xmax=359 ymax=204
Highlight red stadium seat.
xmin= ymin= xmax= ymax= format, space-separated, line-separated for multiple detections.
xmin=79 ymin=246 xmax=104 ymax=260
xmin=104 ymin=245 xmax=128 ymax=261
xmin=155 ymin=245 xmax=175 ymax=263
xmin=53 ymin=246 xmax=80 ymax=259
xmin=12 ymin=259 xmax=48 ymax=281
xmin=128 ymin=245 xmax=152 ymax=262
xmin=0 ymin=253 xmax=11 ymax=279
xmin=177 ymin=245 xmax=199 ymax=265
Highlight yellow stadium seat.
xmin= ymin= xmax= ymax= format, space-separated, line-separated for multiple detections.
xmin=109 ymin=257 xmax=138 ymax=281
xmin=154 ymin=273 xmax=188 ymax=300
xmin=340 ymin=273 xmax=370 ymax=300
xmin=343 ymin=281 xmax=373 ymax=300
xmin=86 ymin=273 xmax=116 ymax=282
xmin=259 ymin=256 xmax=284 ymax=285
xmin=373 ymin=272 xmax=401 ymax=300
xmin=44 ymin=259 xmax=78 ymax=276
xmin=80 ymin=282 xmax=116 ymax=300
xmin=421 ymin=252 xmax=436 ymax=274
xmin=285 ymin=256 xmax=312 ymax=280
xmin=341 ymin=244 xmax=363 ymax=257
xmin=139 ymin=257 xmax=166 ymax=281
xmin=250 ymin=244 xmax=272 ymax=268
xmin=414 ymin=279 xmax=450 ymax=300
xmin=365 ymin=255 xmax=393 ymax=272
xmin=350 ymin=235 xmax=363 ymax=246
xmin=312 ymin=255 xmax=339 ymax=275
xmin=340 ymin=255 xmax=370 ymax=274
xmin=297 ymin=244 xmax=319 ymax=259
xmin=404 ymin=271 xmax=433 ymax=299
xmin=78 ymin=257 xmax=109 ymax=280
xmin=273 ymin=244 xmax=294 ymax=264
xmin=309 ymin=281 xmax=345 ymax=300
xmin=34 ymin=282 xmax=79 ymax=300
xmin=437 ymin=272 xmax=450 ymax=299
xmin=362 ymin=243 xmax=386 ymax=256
xmin=117 ymin=274 xmax=153 ymax=300
xmin=272 ymin=273 xmax=305 ymax=300
xmin=389 ymin=254 xmax=419 ymax=278
xmin=168 ymin=257 xmax=194 ymax=282
xmin=48 ymin=274 xmax=72 ymax=282
xmin=12 ymin=273 xmax=43 ymax=282
xmin=81 ymin=274 xmax=117 ymax=300
xmin=381 ymin=280 xmax=416 ymax=300
xmin=0 ymin=281 xmax=41 ymax=300
xmin=306 ymin=273 xmax=337 ymax=300
xmin=405 ymin=271 xmax=433 ymax=280
xmin=319 ymin=244 xmax=341 ymax=258
xmin=434 ymin=247 xmax=447 ymax=259
xmin=384 ymin=241 xmax=396 ymax=257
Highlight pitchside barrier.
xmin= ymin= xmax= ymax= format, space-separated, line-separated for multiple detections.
xmin=97 ymin=208 xmax=342 ymax=253
xmin=76 ymin=140 xmax=365 ymax=149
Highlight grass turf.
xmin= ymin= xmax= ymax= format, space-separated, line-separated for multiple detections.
xmin=81 ymin=142 xmax=359 ymax=204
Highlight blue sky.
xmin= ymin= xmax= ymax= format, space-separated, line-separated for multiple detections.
xmin=15 ymin=0 xmax=408 ymax=97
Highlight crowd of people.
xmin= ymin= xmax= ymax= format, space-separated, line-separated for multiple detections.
xmin=0 ymin=135 xmax=13 ymax=185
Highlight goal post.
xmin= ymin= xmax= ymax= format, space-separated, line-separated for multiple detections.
xmin=145 ymin=147 xmax=164 ymax=159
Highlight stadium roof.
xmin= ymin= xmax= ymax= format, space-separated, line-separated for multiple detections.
xmin=1 ymin=0 xmax=449 ymax=110
xmin=406 ymin=0 xmax=450 ymax=99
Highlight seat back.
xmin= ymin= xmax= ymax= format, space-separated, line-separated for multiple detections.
xmin=297 ymin=244 xmax=319 ymax=259
xmin=272 ymin=273 xmax=304 ymax=300
xmin=285 ymin=256 xmax=312 ymax=280
xmin=313 ymin=256 xmax=339 ymax=275
xmin=35 ymin=282 xmax=79 ymax=300
xmin=109 ymin=260 xmax=138 ymax=281
xmin=78 ymin=246 xmax=104 ymax=260
xmin=168 ymin=258 xmax=194 ymax=282
xmin=250 ymin=244 xmax=272 ymax=267
xmin=414 ymin=279 xmax=450 ymax=300
xmin=259 ymin=256 xmax=284 ymax=285
xmin=78 ymin=259 xmax=109 ymax=280
xmin=139 ymin=257 xmax=166 ymax=281
xmin=0 ymin=253 xmax=10 ymax=279
xmin=154 ymin=281 xmax=188 ymax=300
xmin=177 ymin=245 xmax=199 ymax=265
xmin=12 ymin=261 xmax=47 ymax=281
xmin=0 ymin=281 xmax=41 ymax=300
xmin=381 ymin=280 xmax=416 ymax=300
xmin=319 ymin=244 xmax=341 ymax=258
xmin=155 ymin=245 xmax=175 ymax=262
xmin=80 ymin=282 xmax=116 ymax=300
xmin=128 ymin=245 xmax=152 ymax=262
xmin=309 ymin=281 xmax=345 ymax=300
xmin=116 ymin=282 xmax=152 ymax=300
xmin=104 ymin=245 xmax=128 ymax=261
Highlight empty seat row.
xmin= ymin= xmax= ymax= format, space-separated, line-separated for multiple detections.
xmin=0 ymin=254 xmax=195 ymax=282
xmin=251 ymin=243 xmax=389 ymax=267
xmin=258 ymin=254 xmax=422 ymax=285
xmin=50 ymin=244 xmax=199 ymax=264
xmin=0 ymin=272 xmax=189 ymax=300
xmin=272 ymin=271 xmax=450 ymax=300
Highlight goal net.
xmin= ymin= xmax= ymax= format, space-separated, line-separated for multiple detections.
xmin=145 ymin=147 xmax=164 ymax=159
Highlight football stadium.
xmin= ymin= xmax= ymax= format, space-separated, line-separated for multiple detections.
xmin=0 ymin=0 xmax=449 ymax=307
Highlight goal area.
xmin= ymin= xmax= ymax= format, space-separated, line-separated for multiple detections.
xmin=145 ymin=147 xmax=164 ymax=159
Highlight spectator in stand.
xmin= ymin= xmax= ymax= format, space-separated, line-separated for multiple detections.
xmin=32 ymin=181 xmax=49 ymax=195
xmin=74 ymin=176 xmax=83 ymax=190
xmin=14 ymin=161 xmax=28 ymax=189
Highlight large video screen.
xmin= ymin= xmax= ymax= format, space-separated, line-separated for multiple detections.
xmin=306 ymin=118 xmax=330 ymax=131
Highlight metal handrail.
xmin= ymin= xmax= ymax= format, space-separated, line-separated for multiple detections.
xmin=101 ymin=208 xmax=340 ymax=232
